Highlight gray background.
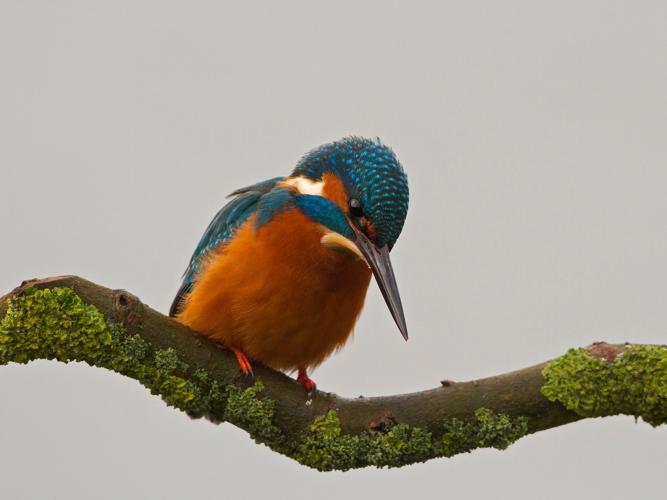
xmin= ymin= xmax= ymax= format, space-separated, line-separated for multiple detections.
xmin=1 ymin=1 xmax=665 ymax=499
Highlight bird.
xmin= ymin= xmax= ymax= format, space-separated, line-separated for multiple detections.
xmin=170 ymin=137 xmax=409 ymax=394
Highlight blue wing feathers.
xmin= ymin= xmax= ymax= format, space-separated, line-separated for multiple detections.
xmin=169 ymin=176 xmax=284 ymax=317
xmin=293 ymin=194 xmax=354 ymax=240
xmin=255 ymin=187 xmax=294 ymax=228
xmin=227 ymin=176 xmax=285 ymax=197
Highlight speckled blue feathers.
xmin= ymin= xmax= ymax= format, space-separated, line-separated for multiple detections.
xmin=170 ymin=137 xmax=410 ymax=317
xmin=294 ymin=194 xmax=355 ymax=240
xmin=292 ymin=137 xmax=409 ymax=249
xmin=169 ymin=176 xmax=284 ymax=316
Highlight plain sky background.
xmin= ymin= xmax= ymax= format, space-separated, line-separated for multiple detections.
xmin=1 ymin=1 xmax=665 ymax=499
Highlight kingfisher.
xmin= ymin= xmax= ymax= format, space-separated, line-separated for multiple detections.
xmin=170 ymin=137 xmax=409 ymax=394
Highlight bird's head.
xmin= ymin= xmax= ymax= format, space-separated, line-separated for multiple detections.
xmin=285 ymin=137 xmax=410 ymax=340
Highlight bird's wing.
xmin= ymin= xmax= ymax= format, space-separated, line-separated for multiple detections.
xmin=169 ymin=176 xmax=285 ymax=317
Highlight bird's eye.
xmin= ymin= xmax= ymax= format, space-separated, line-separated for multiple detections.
xmin=348 ymin=198 xmax=364 ymax=218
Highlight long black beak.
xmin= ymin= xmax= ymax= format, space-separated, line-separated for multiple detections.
xmin=351 ymin=226 xmax=409 ymax=341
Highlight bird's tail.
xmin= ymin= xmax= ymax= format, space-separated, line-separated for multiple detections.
xmin=169 ymin=281 xmax=192 ymax=317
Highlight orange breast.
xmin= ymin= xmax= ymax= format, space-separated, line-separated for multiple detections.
xmin=177 ymin=208 xmax=372 ymax=371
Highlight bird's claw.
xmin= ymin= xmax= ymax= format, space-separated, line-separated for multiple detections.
xmin=231 ymin=347 xmax=254 ymax=378
xmin=297 ymin=370 xmax=317 ymax=398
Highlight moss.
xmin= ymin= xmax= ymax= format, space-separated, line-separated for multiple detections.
xmin=154 ymin=348 xmax=179 ymax=372
xmin=208 ymin=380 xmax=225 ymax=405
xmin=368 ymin=422 xmax=434 ymax=466
xmin=116 ymin=333 xmax=148 ymax=362
xmin=291 ymin=408 xmax=526 ymax=471
xmin=441 ymin=408 xmax=528 ymax=457
xmin=0 ymin=287 xmax=214 ymax=417
xmin=193 ymin=368 xmax=210 ymax=385
xmin=0 ymin=286 xmax=112 ymax=365
xmin=0 ymin=286 xmax=288 ymax=441
xmin=541 ymin=346 xmax=667 ymax=426
xmin=224 ymin=380 xmax=282 ymax=443
xmin=293 ymin=410 xmax=372 ymax=471
xmin=0 ymin=286 xmax=535 ymax=471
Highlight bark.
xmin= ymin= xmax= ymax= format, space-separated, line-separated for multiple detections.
xmin=1 ymin=276 xmax=663 ymax=470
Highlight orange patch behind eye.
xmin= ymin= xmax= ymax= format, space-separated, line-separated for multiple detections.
xmin=321 ymin=172 xmax=348 ymax=210
xmin=364 ymin=220 xmax=377 ymax=240
xmin=322 ymin=172 xmax=378 ymax=242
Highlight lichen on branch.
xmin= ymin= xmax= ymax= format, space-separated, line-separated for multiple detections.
xmin=0 ymin=277 xmax=664 ymax=471
xmin=0 ymin=286 xmax=219 ymax=416
xmin=293 ymin=408 xmax=529 ymax=471
xmin=541 ymin=345 xmax=667 ymax=426
xmin=0 ymin=285 xmax=529 ymax=470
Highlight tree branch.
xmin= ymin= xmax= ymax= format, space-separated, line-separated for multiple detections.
xmin=1 ymin=276 xmax=665 ymax=471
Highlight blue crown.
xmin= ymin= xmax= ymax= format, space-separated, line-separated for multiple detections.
xmin=292 ymin=137 xmax=409 ymax=248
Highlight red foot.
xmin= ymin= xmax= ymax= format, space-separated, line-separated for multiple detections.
xmin=230 ymin=347 xmax=254 ymax=376
xmin=297 ymin=369 xmax=317 ymax=397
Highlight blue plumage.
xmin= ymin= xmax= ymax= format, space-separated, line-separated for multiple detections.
xmin=292 ymin=137 xmax=409 ymax=248
xmin=169 ymin=177 xmax=284 ymax=316
xmin=228 ymin=176 xmax=286 ymax=197
xmin=293 ymin=194 xmax=355 ymax=240
xmin=170 ymin=137 xmax=410 ymax=317
xmin=255 ymin=187 xmax=294 ymax=228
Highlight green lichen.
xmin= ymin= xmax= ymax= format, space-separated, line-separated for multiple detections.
xmin=441 ymin=408 xmax=528 ymax=457
xmin=224 ymin=380 xmax=282 ymax=443
xmin=291 ymin=408 xmax=527 ymax=471
xmin=113 ymin=330 xmax=148 ymax=362
xmin=0 ymin=286 xmax=536 ymax=471
xmin=0 ymin=286 xmax=285 ymax=440
xmin=0 ymin=287 xmax=213 ymax=417
xmin=294 ymin=410 xmax=432 ymax=471
xmin=541 ymin=346 xmax=667 ymax=426
xmin=154 ymin=348 xmax=179 ymax=372
xmin=0 ymin=286 xmax=112 ymax=365
xmin=208 ymin=380 xmax=225 ymax=405
xmin=293 ymin=410 xmax=366 ymax=471
xmin=193 ymin=368 xmax=210 ymax=385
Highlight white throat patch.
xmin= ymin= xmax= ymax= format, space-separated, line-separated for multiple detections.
xmin=282 ymin=176 xmax=325 ymax=196
xmin=282 ymin=176 xmax=367 ymax=265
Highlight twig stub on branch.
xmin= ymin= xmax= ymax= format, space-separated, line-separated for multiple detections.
xmin=1 ymin=276 xmax=665 ymax=471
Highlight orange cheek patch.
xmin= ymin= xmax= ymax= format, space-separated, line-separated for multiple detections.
xmin=321 ymin=172 xmax=348 ymax=211
xmin=364 ymin=220 xmax=377 ymax=241
xmin=321 ymin=172 xmax=379 ymax=244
